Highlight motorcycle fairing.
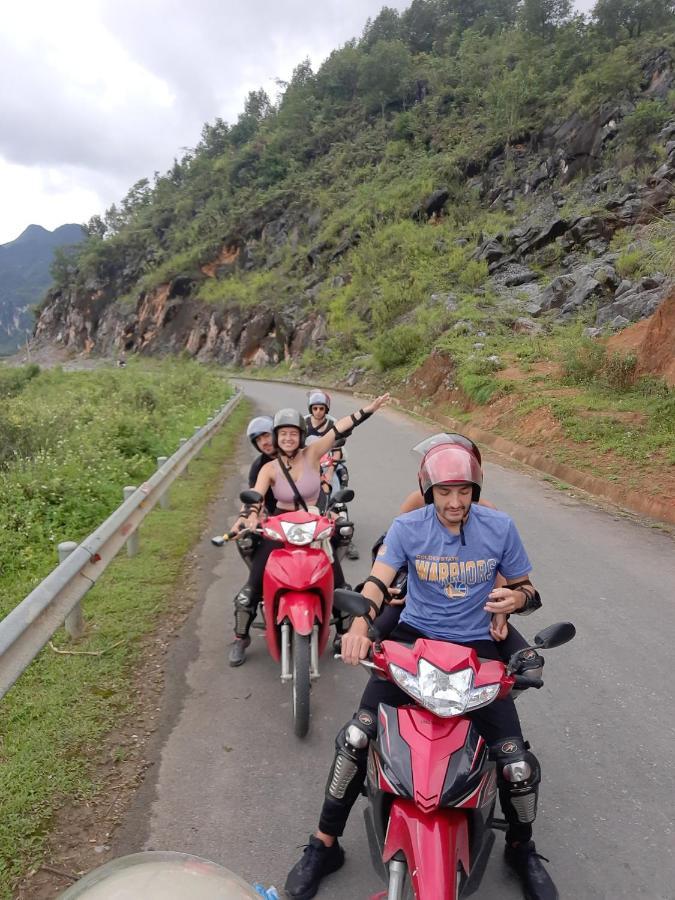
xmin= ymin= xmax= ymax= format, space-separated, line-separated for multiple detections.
xmin=377 ymin=638 xmax=505 ymax=689
xmin=263 ymin=547 xmax=333 ymax=660
xmin=383 ymin=799 xmax=470 ymax=899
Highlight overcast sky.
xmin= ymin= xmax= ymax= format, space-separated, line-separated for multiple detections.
xmin=0 ymin=0 xmax=595 ymax=245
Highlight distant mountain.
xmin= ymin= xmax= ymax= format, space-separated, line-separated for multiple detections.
xmin=0 ymin=223 xmax=85 ymax=355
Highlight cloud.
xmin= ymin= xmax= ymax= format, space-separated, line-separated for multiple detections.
xmin=0 ymin=0 xmax=596 ymax=243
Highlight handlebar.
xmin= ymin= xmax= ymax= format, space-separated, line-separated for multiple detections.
xmin=211 ymin=527 xmax=258 ymax=546
xmin=513 ymin=674 xmax=544 ymax=689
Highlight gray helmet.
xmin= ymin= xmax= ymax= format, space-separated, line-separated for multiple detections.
xmin=246 ymin=415 xmax=274 ymax=449
xmin=307 ymin=390 xmax=331 ymax=413
xmin=273 ymin=408 xmax=307 ymax=449
xmin=58 ymin=851 xmax=260 ymax=899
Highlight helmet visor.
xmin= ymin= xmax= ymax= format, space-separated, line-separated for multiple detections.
xmin=413 ymin=433 xmax=481 ymax=466
xmin=419 ymin=445 xmax=483 ymax=497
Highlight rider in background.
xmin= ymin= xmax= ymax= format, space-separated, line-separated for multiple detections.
xmin=305 ymin=390 xmax=358 ymax=559
xmin=285 ymin=441 xmax=556 ymax=900
xmin=246 ymin=416 xmax=276 ymax=514
xmin=227 ymin=396 xmax=389 ymax=666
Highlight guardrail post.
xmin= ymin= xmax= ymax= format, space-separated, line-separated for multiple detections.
xmin=123 ymin=487 xmax=140 ymax=557
xmin=156 ymin=457 xmax=170 ymax=508
xmin=179 ymin=438 xmax=189 ymax=473
xmin=206 ymin=417 xmax=213 ymax=446
xmin=59 ymin=542 xmax=85 ymax=638
xmin=194 ymin=425 xmax=202 ymax=457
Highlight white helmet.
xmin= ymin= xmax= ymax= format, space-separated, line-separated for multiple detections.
xmin=58 ymin=851 xmax=262 ymax=899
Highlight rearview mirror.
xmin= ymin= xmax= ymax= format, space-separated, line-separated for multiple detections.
xmin=330 ymin=488 xmax=354 ymax=505
xmin=240 ymin=489 xmax=263 ymax=505
xmin=333 ymin=588 xmax=369 ymax=617
xmin=533 ymin=622 xmax=576 ymax=649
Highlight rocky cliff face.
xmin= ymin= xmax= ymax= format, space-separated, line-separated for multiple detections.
xmin=33 ymin=50 xmax=674 ymax=367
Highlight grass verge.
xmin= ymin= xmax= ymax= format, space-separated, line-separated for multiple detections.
xmin=0 ymin=398 xmax=250 ymax=897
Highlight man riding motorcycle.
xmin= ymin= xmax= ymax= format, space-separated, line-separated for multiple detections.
xmin=285 ymin=441 xmax=557 ymax=900
xmin=246 ymin=415 xmax=276 ymax=514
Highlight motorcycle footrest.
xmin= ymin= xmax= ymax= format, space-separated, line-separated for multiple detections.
xmin=488 ymin=816 xmax=509 ymax=831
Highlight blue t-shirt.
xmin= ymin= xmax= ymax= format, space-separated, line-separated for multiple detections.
xmin=377 ymin=504 xmax=531 ymax=642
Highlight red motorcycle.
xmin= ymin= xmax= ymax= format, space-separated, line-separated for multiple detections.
xmin=213 ymin=490 xmax=354 ymax=738
xmin=334 ymin=590 xmax=575 ymax=899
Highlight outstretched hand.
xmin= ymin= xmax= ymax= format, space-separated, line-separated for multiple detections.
xmin=365 ymin=393 xmax=391 ymax=414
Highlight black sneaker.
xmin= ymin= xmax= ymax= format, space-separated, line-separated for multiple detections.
xmin=504 ymin=841 xmax=559 ymax=900
xmin=228 ymin=636 xmax=251 ymax=667
xmin=285 ymin=835 xmax=345 ymax=899
xmin=346 ymin=542 xmax=360 ymax=560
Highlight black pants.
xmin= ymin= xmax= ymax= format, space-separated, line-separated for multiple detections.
xmin=319 ymin=624 xmax=532 ymax=844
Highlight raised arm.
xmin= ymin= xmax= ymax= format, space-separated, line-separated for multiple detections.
xmin=304 ymin=393 xmax=391 ymax=463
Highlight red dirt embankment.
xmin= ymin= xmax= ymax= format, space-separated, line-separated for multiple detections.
xmin=607 ymin=287 xmax=675 ymax=386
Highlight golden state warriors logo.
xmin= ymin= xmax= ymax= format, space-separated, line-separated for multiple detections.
xmin=414 ymin=555 xmax=498 ymax=600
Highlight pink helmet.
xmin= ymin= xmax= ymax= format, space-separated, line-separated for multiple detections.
xmin=418 ymin=443 xmax=483 ymax=503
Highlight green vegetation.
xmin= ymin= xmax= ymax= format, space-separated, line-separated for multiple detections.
xmin=0 ymin=361 xmax=231 ymax=615
xmin=0 ymin=362 xmax=246 ymax=896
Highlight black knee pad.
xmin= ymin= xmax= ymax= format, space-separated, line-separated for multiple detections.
xmin=492 ymin=737 xmax=541 ymax=825
xmin=234 ymin=585 xmax=259 ymax=636
xmin=325 ymin=710 xmax=376 ymax=801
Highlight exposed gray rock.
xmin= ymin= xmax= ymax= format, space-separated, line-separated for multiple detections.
xmin=615 ymin=279 xmax=633 ymax=298
xmin=473 ymin=238 xmax=507 ymax=266
xmin=583 ymin=327 xmax=602 ymax=338
xmin=345 ymin=368 xmax=365 ymax=387
xmin=512 ymin=317 xmax=543 ymax=335
xmin=501 ymin=264 xmax=539 ymax=286
xmin=562 ymin=215 xmax=613 ymax=249
xmin=596 ymin=283 xmax=670 ymax=326
xmin=640 ymin=273 xmax=665 ymax=290
xmin=609 ymin=315 xmax=630 ymax=330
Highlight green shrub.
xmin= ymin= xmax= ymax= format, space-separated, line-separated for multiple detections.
xmin=603 ymin=352 xmax=637 ymax=392
xmin=0 ymin=365 xmax=40 ymax=399
xmin=616 ymin=248 xmax=649 ymax=278
xmin=622 ymin=100 xmax=670 ymax=146
xmin=458 ymin=372 xmax=505 ymax=404
xmin=373 ymin=324 xmax=423 ymax=370
xmin=458 ymin=258 xmax=488 ymax=289
xmin=561 ymin=335 xmax=606 ymax=384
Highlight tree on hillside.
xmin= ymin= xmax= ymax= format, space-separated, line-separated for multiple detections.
xmin=316 ymin=42 xmax=362 ymax=102
xmin=359 ymin=39 xmax=414 ymax=118
xmin=362 ymin=7 xmax=403 ymax=47
xmin=401 ymin=0 xmax=439 ymax=52
xmin=229 ymin=89 xmax=274 ymax=147
xmin=439 ymin=0 xmax=521 ymax=32
xmin=592 ymin=0 xmax=675 ymax=39
xmin=521 ymin=0 xmax=573 ymax=37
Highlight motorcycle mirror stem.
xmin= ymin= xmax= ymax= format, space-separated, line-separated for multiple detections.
xmin=506 ymin=621 xmax=576 ymax=673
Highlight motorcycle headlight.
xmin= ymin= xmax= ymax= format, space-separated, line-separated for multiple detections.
xmin=281 ymin=521 xmax=317 ymax=545
xmin=263 ymin=525 xmax=284 ymax=542
xmin=389 ymin=660 xmax=501 ymax=717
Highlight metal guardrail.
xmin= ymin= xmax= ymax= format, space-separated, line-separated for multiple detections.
xmin=0 ymin=389 xmax=242 ymax=701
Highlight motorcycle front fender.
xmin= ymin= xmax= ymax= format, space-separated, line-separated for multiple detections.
xmin=383 ymin=799 xmax=470 ymax=899
xmin=277 ymin=592 xmax=323 ymax=636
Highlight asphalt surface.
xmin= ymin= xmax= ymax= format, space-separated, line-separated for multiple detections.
xmin=113 ymin=380 xmax=675 ymax=899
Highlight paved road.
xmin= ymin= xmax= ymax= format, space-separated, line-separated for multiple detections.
xmin=114 ymin=380 xmax=675 ymax=899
